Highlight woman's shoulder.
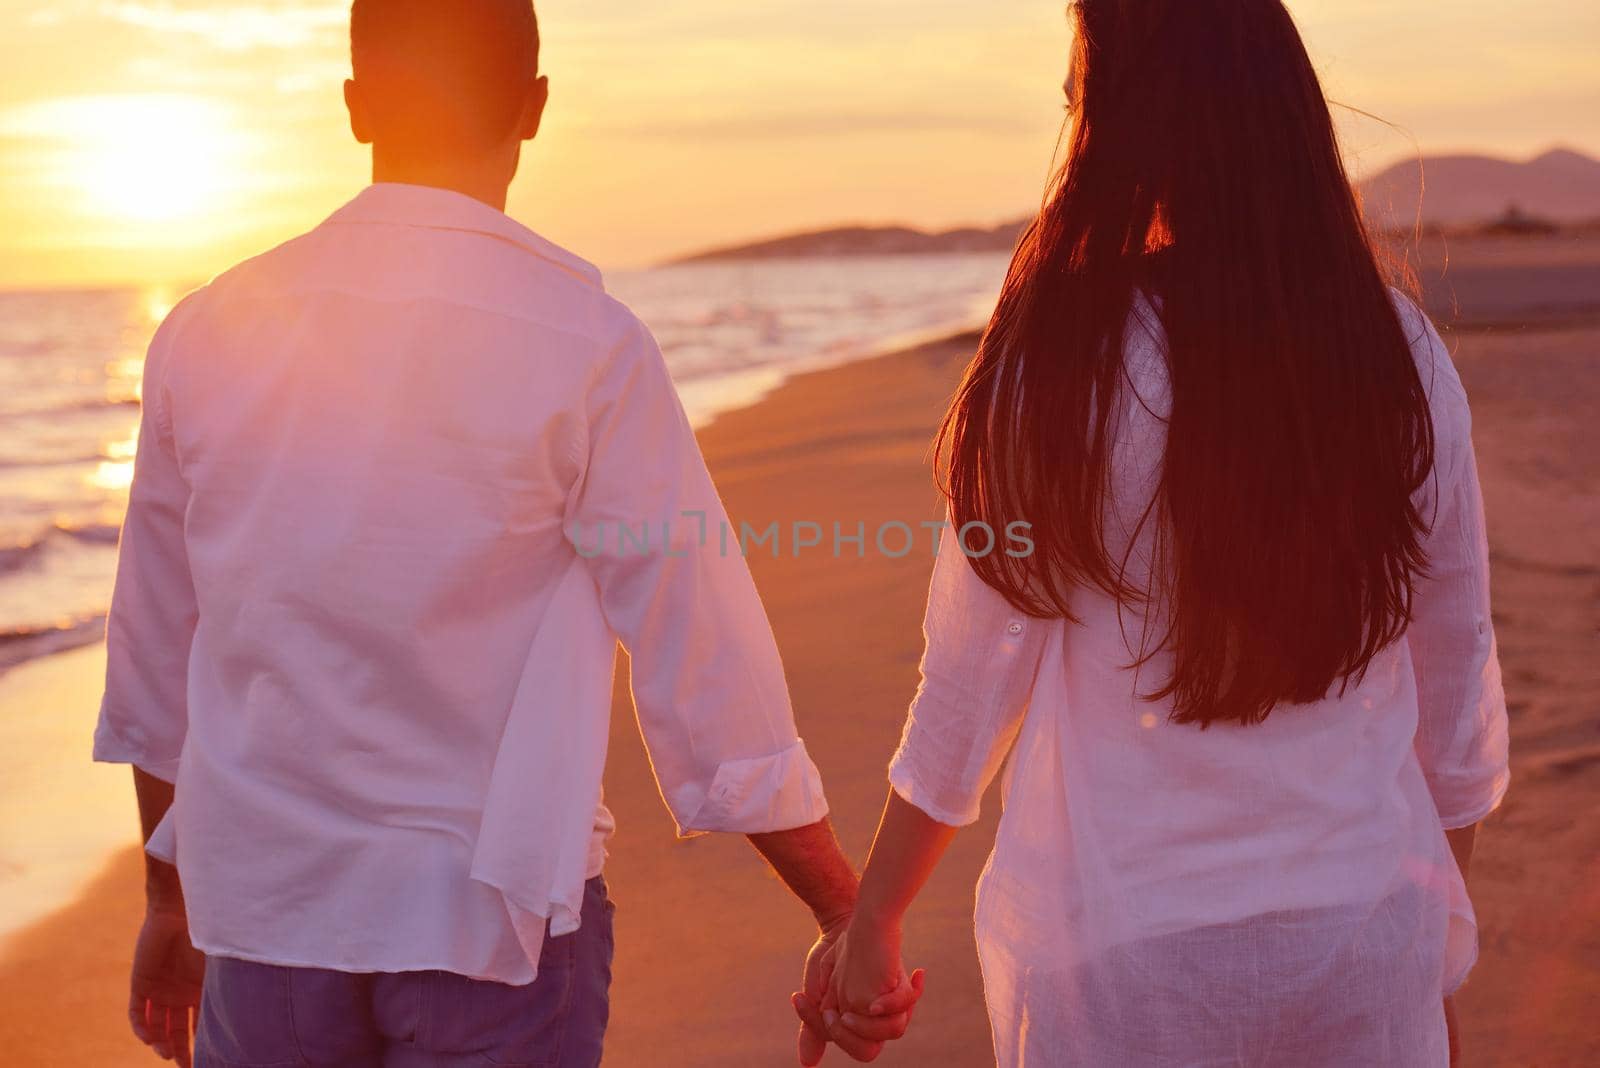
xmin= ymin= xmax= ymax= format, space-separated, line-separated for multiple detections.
xmin=1388 ymin=287 xmax=1470 ymax=419
xmin=1387 ymin=287 xmax=1476 ymax=503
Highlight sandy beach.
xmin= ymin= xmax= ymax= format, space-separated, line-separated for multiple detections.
xmin=1 ymin=234 xmax=1597 ymax=1065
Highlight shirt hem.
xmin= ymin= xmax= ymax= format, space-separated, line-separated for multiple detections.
xmin=91 ymin=740 xmax=180 ymax=785
xmin=186 ymin=939 xmax=539 ymax=987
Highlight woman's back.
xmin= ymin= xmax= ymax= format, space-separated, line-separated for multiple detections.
xmin=888 ymin=294 xmax=1509 ymax=1065
xmin=834 ymin=5 xmax=1511 ymax=1064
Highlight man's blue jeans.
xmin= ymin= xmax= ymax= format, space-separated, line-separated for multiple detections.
xmin=194 ymin=876 xmax=615 ymax=1067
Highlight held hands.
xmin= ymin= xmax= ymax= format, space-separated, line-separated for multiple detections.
xmin=792 ymin=912 xmax=924 ymax=1064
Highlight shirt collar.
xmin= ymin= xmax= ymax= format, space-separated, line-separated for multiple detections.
xmin=323 ymin=182 xmax=604 ymax=289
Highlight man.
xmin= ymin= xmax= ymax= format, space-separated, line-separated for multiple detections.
xmin=94 ymin=2 xmax=915 ymax=1064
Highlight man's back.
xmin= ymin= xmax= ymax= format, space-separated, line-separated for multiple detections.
xmin=97 ymin=183 xmax=827 ymax=984
xmin=92 ymin=5 xmax=877 ymax=1063
xmin=173 ymin=185 xmax=612 ymax=817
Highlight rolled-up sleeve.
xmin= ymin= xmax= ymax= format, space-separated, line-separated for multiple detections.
xmin=1405 ymin=309 xmax=1510 ymax=829
xmin=568 ymin=316 xmax=826 ymax=837
xmin=888 ymin=525 xmax=1048 ymax=827
xmin=93 ymin=306 xmax=199 ymax=785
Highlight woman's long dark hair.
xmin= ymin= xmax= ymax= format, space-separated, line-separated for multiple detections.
xmin=937 ymin=0 xmax=1435 ymax=726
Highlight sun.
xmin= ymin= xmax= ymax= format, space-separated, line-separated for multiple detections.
xmin=9 ymin=94 xmax=245 ymax=225
xmin=77 ymin=97 xmax=236 ymax=222
xmin=74 ymin=95 xmax=241 ymax=223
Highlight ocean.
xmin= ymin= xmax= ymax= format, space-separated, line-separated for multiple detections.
xmin=0 ymin=252 xmax=1009 ymax=677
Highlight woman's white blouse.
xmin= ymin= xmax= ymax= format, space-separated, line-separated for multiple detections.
xmin=889 ymin=296 xmax=1509 ymax=1067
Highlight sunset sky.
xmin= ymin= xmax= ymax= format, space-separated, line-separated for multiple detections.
xmin=0 ymin=0 xmax=1596 ymax=287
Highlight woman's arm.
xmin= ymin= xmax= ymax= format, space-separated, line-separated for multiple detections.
xmin=831 ymin=790 xmax=959 ymax=1018
xmin=1402 ymin=309 xmax=1509 ymax=832
xmin=806 ymin=525 xmax=1046 ymax=1056
xmin=856 ymin=791 xmax=960 ymax=948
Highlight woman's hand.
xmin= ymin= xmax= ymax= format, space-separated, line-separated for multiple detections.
xmin=821 ymin=916 xmax=923 ymax=1060
xmin=791 ymin=789 xmax=948 ymax=1063
xmin=829 ymin=915 xmax=906 ymax=1017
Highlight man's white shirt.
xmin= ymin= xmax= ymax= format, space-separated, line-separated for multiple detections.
xmin=94 ymin=183 xmax=828 ymax=983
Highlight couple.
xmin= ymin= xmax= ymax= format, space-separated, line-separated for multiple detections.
xmin=96 ymin=1 xmax=1509 ymax=1066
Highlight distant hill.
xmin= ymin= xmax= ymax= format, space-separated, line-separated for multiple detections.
xmin=1359 ymin=147 xmax=1600 ymax=229
xmin=667 ymin=147 xmax=1600 ymax=264
xmin=670 ymin=220 xmax=1029 ymax=265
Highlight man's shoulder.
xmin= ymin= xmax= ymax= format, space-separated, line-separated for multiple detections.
xmin=186 ymin=228 xmax=329 ymax=308
xmin=470 ymin=227 xmax=647 ymax=348
xmin=177 ymin=209 xmax=654 ymax=368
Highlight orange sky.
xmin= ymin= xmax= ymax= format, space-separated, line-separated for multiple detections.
xmin=1 ymin=0 xmax=1596 ymax=287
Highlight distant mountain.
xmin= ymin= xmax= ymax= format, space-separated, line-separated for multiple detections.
xmin=670 ymin=220 xmax=1029 ymax=265
xmin=1358 ymin=147 xmax=1600 ymax=228
xmin=667 ymin=147 xmax=1600 ymax=264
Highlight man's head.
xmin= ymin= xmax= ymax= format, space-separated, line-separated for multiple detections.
xmin=345 ymin=0 xmax=548 ymax=201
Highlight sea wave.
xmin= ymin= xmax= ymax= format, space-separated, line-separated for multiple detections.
xmin=0 ymin=614 xmax=107 ymax=673
xmin=59 ymin=520 xmax=122 ymax=545
xmin=0 ymin=450 xmax=130 ymax=472
xmin=0 ymin=396 xmax=140 ymax=418
xmin=0 ymin=520 xmax=121 ymax=574
xmin=0 ymin=536 xmax=47 ymax=575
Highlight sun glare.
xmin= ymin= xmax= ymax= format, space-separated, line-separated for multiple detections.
xmin=78 ymin=96 xmax=235 ymax=222
xmin=145 ymin=287 xmax=176 ymax=323
xmin=6 ymin=94 xmax=246 ymax=225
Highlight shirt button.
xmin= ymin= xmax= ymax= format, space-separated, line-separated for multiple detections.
xmin=1006 ymin=621 xmax=1024 ymax=635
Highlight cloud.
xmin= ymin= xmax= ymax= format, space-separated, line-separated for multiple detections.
xmin=57 ymin=2 xmax=346 ymax=51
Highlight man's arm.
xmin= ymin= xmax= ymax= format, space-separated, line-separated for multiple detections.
xmin=93 ymin=301 xmax=205 ymax=1067
xmin=747 ymin=818 xmax=858 ymax=930
xmin=94 ymin=300 xmax=199 ymax=784
xmin=570 ymin=319 xmax=828 ymax=837
xmin=568 ymin=320 xmax=920 ymax=1060
xmin=133 ymin=767 xmax=184 ymax=915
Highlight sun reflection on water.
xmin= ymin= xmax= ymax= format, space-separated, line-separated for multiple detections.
xmin=90 ymin=430 xmax=138 ymax=492
xmin=89 ymin=459 xmax=134 ymax=493
xmin=145 ymin=288 xmax=174 ymax=323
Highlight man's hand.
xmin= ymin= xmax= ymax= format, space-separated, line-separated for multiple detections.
xmin=793 ymin=913 xmax=849 ymax=1066
xmin=128 ymin=905 xmax=204 ymax=1067
xmin=128 ymin=769 xmax=201 ymax=1064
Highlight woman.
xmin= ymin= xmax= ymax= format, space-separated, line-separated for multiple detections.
xmin=818 ymin=1 xmax=1509 ymax=1064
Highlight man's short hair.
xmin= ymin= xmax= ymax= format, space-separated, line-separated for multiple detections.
xmin=350 ymin=0 xmax=540 ymax=156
